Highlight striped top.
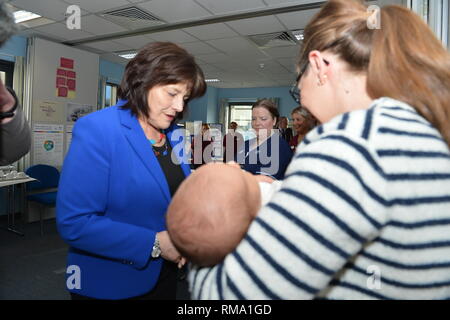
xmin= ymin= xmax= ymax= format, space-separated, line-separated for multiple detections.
xmin=188 ymin=97 xmax=450 ymax=300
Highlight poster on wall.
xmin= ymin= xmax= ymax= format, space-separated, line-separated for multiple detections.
xmin=32 ymin=100 xmax=64 ymax=123
xmin=65 ymin=124 xmax=73 ymax=154
xmin=32 ymin=123 xmax=64 ymax=167
xmin=66 ymin=103 xmax=94 ymax=122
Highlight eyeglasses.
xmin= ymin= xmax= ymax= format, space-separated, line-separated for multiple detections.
xmin=289 ymin=73 xmax=302 ymax=104
xmin=289 ymin=60 xmax=309 ymax=104
xmin=289 ymin=59 xmax=329 ymax=105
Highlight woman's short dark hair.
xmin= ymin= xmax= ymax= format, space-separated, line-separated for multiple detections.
xmin=252 ymin=99 xmax=279 ymax=123
xmin=118 ymin=42 xmax=206 ymax=120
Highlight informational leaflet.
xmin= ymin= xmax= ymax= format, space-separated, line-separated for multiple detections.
xmin=32 ymin=123 xmax=64 ymax=167
xmin=65 ymin=124 xmax=73 ymax=154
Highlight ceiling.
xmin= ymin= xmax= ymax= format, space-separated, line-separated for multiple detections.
xmin=7 ymin=0 xmax=392 ymax=89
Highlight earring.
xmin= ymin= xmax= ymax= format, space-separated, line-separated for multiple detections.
xmin=318 ymin=75 xmax=327 ymax=86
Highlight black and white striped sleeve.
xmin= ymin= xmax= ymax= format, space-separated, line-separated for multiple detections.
xmin=190 ymin=131 xmax=389 ymax=299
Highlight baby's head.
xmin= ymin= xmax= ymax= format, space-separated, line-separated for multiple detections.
xmin=167 ymin=163 xmax=261 ymax=267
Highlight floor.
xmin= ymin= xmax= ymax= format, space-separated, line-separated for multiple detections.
xmin=0 ymin=216 xmax=190 ymax=300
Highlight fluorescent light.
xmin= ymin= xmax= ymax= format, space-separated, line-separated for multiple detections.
xmin=14 ymin=10 xmax=41 ymax=23
xmin=291 ymin=30 xmax=304 ymax=41
xmin=118 ymin=52 xmax=137 ymax=59
xmin=205 ymin=79 xmax=220 ymax=83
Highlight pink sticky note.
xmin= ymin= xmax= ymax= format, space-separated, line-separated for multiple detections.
xmin=56 ymin=77 xmax=66 ymax=87
xmin=58 ymin=87 xmax=68 ymax=97
xmin=66 ymin=71 xmax=76 ymax=79
xmin=67 ymin=79 xmax=76 ymax=90
xmin=61 ymin=57 xmax=74 ymax=69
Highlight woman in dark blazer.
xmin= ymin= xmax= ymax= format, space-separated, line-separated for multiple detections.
xmin=236 ymin=99 xmax=293 ymax=180
xmin=56 ymin=42 xmax=206 ymax=300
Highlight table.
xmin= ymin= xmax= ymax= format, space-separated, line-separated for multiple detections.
xmin=1 ymin=177 xmax=36 ymax=236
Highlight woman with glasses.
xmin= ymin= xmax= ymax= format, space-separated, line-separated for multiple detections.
xmin=189 ymin=0 xmax=450 ymax=299
xmin=236 ymin=99 xmax=292 ymax=180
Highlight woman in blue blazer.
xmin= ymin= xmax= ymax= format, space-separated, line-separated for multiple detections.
xmin=56 ymin=42 xmax=206 ymax=300
xmin=236 ymin=99 xmax=293 ymax=180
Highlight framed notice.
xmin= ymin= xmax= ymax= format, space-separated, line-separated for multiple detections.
xmin=32 ymin=100 xmax=64 ymax=123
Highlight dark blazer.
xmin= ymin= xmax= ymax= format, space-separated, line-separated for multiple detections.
xmin=56 ymin=100 xmax=191 ymax=299
xmin=279 ymin=127 xmax=293 ymax=144
xmin=236 ymin=133 xmax=293 ymax=180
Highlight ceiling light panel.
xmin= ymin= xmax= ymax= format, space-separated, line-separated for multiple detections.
xmin=118 ymin=52 xmax=137 ymax=59
xmin=18 ymin=17 xmax=55 ymax=29
xmin=13 ymin=10 xmax=41 ymax=23
xmin=11 ymin=0 xmax=87 ymax=22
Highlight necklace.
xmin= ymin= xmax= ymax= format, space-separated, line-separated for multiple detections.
xmin=139 ymin=118 xmax=168 ymax=157
xmin=149 ymin=132 xmax=165 ymax=145
xmin=149 ymin=133 xmax=168 ymax=157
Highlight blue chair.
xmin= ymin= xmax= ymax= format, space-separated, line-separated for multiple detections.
xmin=25 ymin=165 xmax=60 ymax=236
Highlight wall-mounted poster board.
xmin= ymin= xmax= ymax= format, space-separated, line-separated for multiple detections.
xmin=28 ymin=38 xmax=99 ymax=169
xmin=32 ymin=123 xmax=64 ymax=168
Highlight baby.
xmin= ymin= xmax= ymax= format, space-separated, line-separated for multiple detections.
xmin=166 ymin=162 xmax=281 ymax=267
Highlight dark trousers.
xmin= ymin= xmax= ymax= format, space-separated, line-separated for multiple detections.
xmin=70 ymin=261 xmax=178 ymax=300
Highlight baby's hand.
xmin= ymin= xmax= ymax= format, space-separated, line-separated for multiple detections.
xmin=255 ymin=175 xmax=276 ymax=184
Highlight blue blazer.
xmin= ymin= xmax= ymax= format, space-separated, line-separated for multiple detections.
xmin=56 ymin=100 xmax=191 ymax=299
xmin=237 ymin=133 xmax=293 ymax=180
